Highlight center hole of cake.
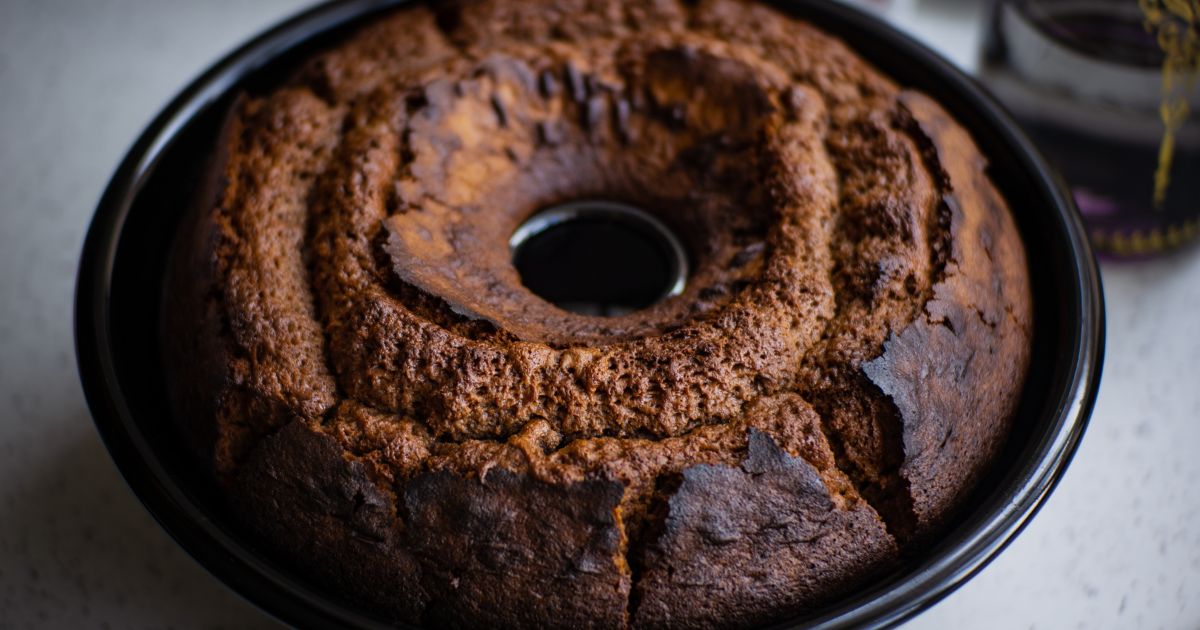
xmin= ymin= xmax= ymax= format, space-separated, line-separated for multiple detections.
xmin=510 ymin=200 xmax=688 ymax=317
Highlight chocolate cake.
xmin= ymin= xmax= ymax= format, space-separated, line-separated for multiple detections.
xmin=161 ymin=0 xmax=1033 ymax=627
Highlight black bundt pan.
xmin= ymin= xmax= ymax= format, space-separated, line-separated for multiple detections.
xmin=75 ymin=1 xmax=1105 ymax=627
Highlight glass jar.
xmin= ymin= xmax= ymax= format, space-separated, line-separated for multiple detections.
xmin=980 ymin=0 xmax=1200 ymax=257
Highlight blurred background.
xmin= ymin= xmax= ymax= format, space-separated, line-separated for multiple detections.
xmin=1 ymin=0 xmax=1197 ymax=628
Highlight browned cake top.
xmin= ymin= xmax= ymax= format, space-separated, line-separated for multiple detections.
xmin=165 ymin=0 xmax=1033 ymax=626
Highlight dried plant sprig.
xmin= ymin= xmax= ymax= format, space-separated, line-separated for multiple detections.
xmin=1139 ymin=0 xmax=1200 ymax=208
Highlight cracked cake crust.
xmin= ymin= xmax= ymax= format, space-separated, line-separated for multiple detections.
xmin=162 ymin=1 xmax=1032 ymax=627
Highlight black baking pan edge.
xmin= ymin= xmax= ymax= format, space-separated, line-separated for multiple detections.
xmin=75 ymin=1 xmax=1105 ymax=628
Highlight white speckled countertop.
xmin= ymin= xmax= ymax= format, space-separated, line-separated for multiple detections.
xmin=1 ymin=1 xmax=1197 ymax=628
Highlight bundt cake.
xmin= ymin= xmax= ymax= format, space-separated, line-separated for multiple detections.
xmin=162 ymin=0 xmax=1033 ymax=627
